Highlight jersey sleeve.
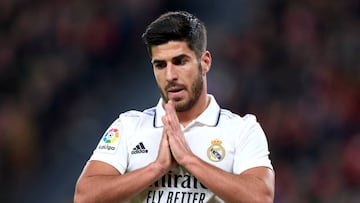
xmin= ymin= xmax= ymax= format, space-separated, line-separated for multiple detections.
xmin=233 ymin=114 xmax=273 ymax=174
xmin=89 ymin=116 xmax=129 ymax=174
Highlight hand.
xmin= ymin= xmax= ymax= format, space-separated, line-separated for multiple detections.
xmin=155 ymin=124 xmax=176 ymax=173
xmin=162 ymin=100 xmax=193 ymax=165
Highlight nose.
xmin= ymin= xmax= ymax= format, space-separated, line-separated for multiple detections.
xmin=165 ymin=63 xmax=178 ymax=81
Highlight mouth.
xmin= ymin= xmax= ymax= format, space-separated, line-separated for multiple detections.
xmin=166 ymin=85 xmax=185 ymax=98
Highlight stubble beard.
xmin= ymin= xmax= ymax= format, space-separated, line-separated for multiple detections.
xmin=159 ymin=64 xmax=203 ymax=112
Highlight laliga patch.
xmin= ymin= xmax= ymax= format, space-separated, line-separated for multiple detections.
xmin=207 ymin=139 xmax=225 ymax=162
xmin=97 ymin=128 xmax=120 ymax=153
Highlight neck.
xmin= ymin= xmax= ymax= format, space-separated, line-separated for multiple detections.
xmin=177 ymin=93 xmax=210 ymax=127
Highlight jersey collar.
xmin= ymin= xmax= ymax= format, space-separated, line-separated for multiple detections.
xmin=154 ymin=94 xmax=221 ymax=128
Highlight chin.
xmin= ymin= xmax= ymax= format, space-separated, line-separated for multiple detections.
xmin=175 ymin=100 xmax=194 ymax=112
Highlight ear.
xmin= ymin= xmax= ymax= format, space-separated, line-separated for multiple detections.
xmin=201 ymin=51 xmax=212 ymax=75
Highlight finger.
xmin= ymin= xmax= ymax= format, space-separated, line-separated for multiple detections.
xmin=165 ymin=101 xmax=175 ymax=116
xmin=164 ymin=101 xmax=180 ymax=128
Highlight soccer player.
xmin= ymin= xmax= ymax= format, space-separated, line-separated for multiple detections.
xmin=74 ymin=11 xmax=274 ymax=203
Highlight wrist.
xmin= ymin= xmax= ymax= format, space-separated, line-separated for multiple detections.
xmin=150 ymin=161 xmax=170 ymax=177
xmin=179 ymin=153 xmax=198 ymax=169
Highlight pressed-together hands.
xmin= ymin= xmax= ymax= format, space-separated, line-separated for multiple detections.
xmin=74 ymin=100 xmax=275 ymax=203
xmin=156 ymin=100 xmax=193 ymax=172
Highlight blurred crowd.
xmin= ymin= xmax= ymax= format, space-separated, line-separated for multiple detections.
xmin=0 ymin=0 xmax=359 ymax=202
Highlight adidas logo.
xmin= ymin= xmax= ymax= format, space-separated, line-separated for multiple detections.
xmin=131 ymin=142 xmax=148 ymax=154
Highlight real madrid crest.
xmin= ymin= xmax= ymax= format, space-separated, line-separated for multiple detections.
xmin=207 ymin=139 xmax=225 ymax=162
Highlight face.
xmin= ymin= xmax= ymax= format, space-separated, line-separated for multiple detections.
xmin=151 ymin=41 xmax=210 ymax=112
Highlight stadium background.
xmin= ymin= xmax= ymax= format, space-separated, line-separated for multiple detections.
xmin=0 ymin=0 xmax=359 ymax=202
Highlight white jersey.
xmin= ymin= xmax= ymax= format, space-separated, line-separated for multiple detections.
xmin=90 ymin=95 xmax=273 ymax=203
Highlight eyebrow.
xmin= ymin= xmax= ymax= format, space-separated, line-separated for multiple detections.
xmin=151 ymin=59 xmax=164 ymax=64
xmin=151 ymin=54 xmax=190 ymax=64
xmin=173 ymin=54 xmax=189 ymax=61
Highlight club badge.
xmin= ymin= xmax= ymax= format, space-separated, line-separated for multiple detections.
xmin=207 ymin=139 xmax=225 ymax=162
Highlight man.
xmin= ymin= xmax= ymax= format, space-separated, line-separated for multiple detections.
xmin=74 ymin=11 xmax=274 ymax=203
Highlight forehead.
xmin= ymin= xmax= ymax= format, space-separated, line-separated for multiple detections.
xmin=151 ymin=41 xmax=195 ymax=62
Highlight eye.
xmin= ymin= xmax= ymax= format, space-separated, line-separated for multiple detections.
xmin=173 ymin=57 xmax=188 ymax=66
xmin=153 ymin=61 xmax=166 ymax=70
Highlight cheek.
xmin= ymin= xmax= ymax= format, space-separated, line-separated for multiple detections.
xmin=187 ymin=68 xmax=201 ymax=83
xmin=154 ymin=71 xmax=165 ymax=87
xmin=153 ymin=69 xmax=160 ymax=81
